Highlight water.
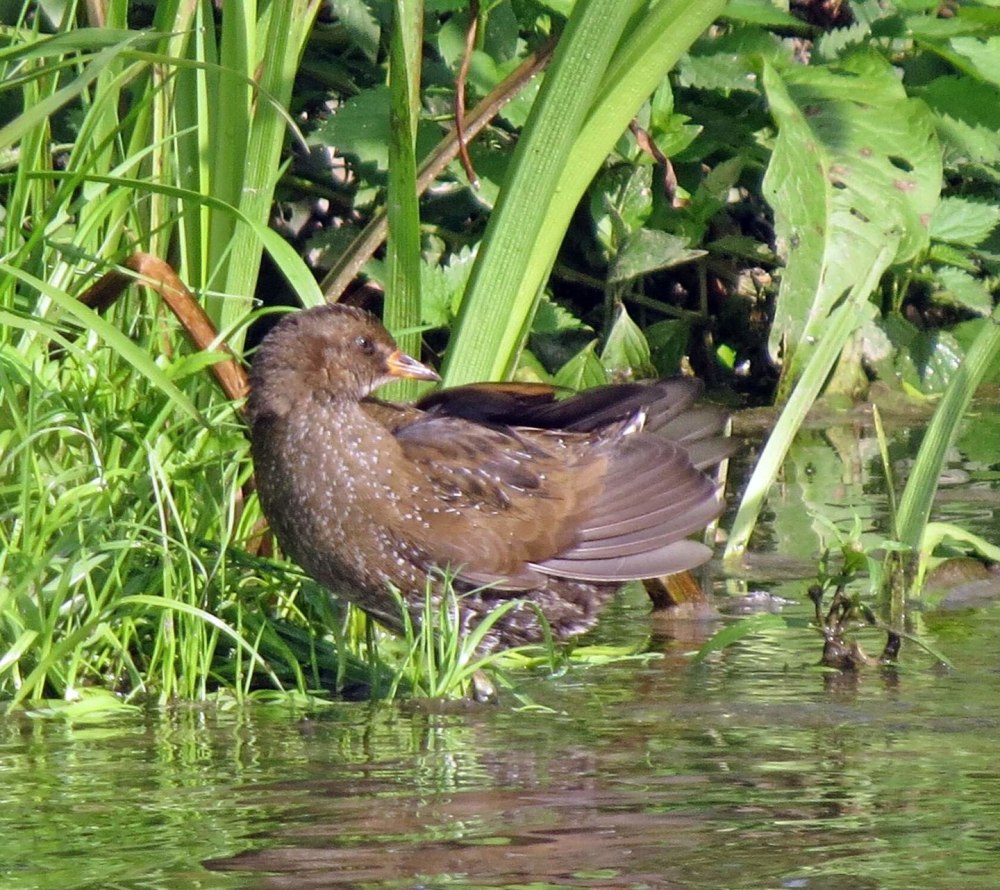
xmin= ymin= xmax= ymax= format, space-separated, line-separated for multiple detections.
xmin=3 ymin=596 xmax=1000 ymax=890
xmin=3 ymin=425 xmax=999 ymax=889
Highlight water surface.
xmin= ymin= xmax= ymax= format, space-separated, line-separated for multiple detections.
xmin=3 ymin=423 xmax=999 ymax=889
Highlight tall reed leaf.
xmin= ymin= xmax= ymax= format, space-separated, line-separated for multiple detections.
xmin=443 ymin=0 xmax=725 ymax=385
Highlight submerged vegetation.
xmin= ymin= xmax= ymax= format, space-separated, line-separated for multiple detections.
xmin=1 ymin=0 xmax=999 ymax=709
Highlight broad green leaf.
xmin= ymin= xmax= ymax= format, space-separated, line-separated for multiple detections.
xmin=422 ymin=248 xmax=479 ymax=327
xmin=677 ymin=25 xmax=791 ymax=94
xmin=330 ymin=0 xmax=380 ymax=61
xmin=314 ymin=85 xmax=393 ymax=171
xmin=554 ymin=341 xmax=608 ymax=390
xmin=646 ymin=319 xmax=690 ymax=375
xmin=921 ymin=76 xmax=1000 ymax=164
xmin=929 ymin=196 xmax=1000 ymax=246
xmin=950 ymin=318 xmax=1000 ymax=383
xmin=600 ymin=303 xmax=655 ymax=377
xmin=933 ymin=266 xmax=993 ymax=316
xmin=948 ymin=36 xmax=1000 ymax=87
xmin=761 ymin=54 xmax=942 ymax=398
xmin=609 ymin=230 xmax=705 ymax=283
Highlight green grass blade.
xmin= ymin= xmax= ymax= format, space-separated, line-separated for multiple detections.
xmin=896 ymin=302 xmax=1000 ymax=553
xmin=442 ymin=0 xmax=644 ymax=384
xmin=442 ymin=0 xmax=724 ymax=385
xmin=381 ymin=0 xmax=424 ymax=401
xmin=724 ymin=246 xmax=893 ymax=562
xmin=219 ymin=0 xmax=321 ymax=338
xmin=0 ymin=261 xmax=203 ymax=423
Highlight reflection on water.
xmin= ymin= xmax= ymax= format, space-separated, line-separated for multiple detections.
xmin=2 ymin=423 xmax=999 ymax=890
xmin=4 ymin=603 xmax=1000 ymax=890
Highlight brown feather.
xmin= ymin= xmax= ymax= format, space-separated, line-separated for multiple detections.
xmin=247 ymin=304 xmax=732 ymax=649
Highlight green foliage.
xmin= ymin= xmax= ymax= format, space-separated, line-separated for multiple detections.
xmin=763 ymin=53 xmax=942 ymax=397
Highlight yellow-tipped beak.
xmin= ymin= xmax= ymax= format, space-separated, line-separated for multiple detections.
xmin=385 ymin=349 xmax=441 ymax=382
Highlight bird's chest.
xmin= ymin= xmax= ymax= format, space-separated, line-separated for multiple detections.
xmin=254 ymin=406 xmax=427 ymax=591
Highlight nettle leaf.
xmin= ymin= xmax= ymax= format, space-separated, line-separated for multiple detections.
xmin=600 ymin=303 xmax=655 ymax=378
xmin=933 ymin=266 xmax=993 ymax=316
xmin=948 ymin=36 xmax=1000 ymax=88
xmin=928 ymin=242 xmax=980 ymax=272
xmin=609 ymin=230 xmax=705 ymax=283
xmin=419 ymin=246 xmax=479 ymax=328
xmin=533 ymin=295 xmax=590 ymax=334
xmin=761 ymin=53 xmax=943 ymax=384
xmin=554 ymin=341 xmax=608 ymax=390
xmin=329 ymin=0 xmax=380 ymax=61
xmin=314 ymin=85 xmax=437 ymax=174
xmin=315 ymin=85 xmax=392 ymax=170
xmin=921 ymin=75 xmax=1000 ymax=165
xmin=929 ymin=196 xmax=1000 ymax=246
xmin=816 ymin=21 xmax=873 ymax=61
xmin=678 ymin=26 xmax=789 ymax=94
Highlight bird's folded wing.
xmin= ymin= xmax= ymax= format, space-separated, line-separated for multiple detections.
xmin=389 ymin=413 xmax=723 ymax=588
xmin=389 ymin=414 xmax=607 ymax=589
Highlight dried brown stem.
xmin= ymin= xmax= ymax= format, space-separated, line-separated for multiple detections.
xmin=455 ymin=1 xmax=481 ymax=188
xmin=319 ymin=36 xmax=556 ymax=303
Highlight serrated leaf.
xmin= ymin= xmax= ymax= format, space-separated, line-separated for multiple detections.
xmin=330 ymin=0 xmax=380 ymax=61
xmin=609 ymin=229 xmax=705 ymax=283
xmin=417 ymin=247 xmax=479 ymax=328
xmin=928 ymin=242 xmax=980 ymax=271
xmin=949 ymin=36 xmax=1000 ymax=87
xmin=921 ymin=75 xmax=1000 ymax=164
xmin=816 ymin=21 xmax=873 ymax=61
xmin=933 ymin=266 xmax=993 ymax=316
xmin=314 ymin=85 xmax=392 ymax=170
xmin=929 ymin=196 xmax=1000 ymax=246
xmin=600 ymin=304 xmax=655 ymax=378
xmin=532 ymin=295 xmax=590 ymax=334
xmin=554 ymin=341 xmax=608 ymax=390
xmin=678 ymin=27 xmax=789 ymax=95
xmin=921 ymin=76 xmax=1000 ymax=129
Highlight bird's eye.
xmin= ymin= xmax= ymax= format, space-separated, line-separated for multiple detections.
xmin=355 ymin=335 xmax=375 ymax=354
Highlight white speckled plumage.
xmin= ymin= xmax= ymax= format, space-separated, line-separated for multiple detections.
xmin=247 ymin=304 xmax=731 ymax=649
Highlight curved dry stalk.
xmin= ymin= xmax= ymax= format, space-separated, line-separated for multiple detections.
xmin=319 ymin=37 xmax=556 ymax=303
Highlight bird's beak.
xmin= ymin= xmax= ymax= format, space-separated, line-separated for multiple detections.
xmin=385 ymin=349 xmax=441 ymax=382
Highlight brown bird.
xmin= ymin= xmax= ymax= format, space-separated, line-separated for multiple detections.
xmin=247 ymin=304 xmax=730 ymax=650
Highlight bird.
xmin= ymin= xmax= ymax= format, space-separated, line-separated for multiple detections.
xmin=246 ymin=303 xmax=731 ymax=651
